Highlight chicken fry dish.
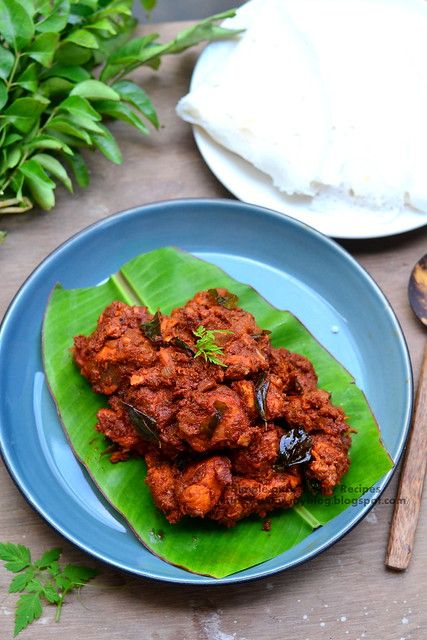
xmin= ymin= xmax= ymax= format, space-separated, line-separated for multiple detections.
xmin=73 ymin=289 xmax=352 ymax=527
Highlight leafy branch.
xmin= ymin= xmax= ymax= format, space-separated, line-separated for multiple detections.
xmin=0 ymin=542 xmax=98 ymax=637
xmin=193 ymin=325 xmax=232 ymax=367
xmin=0 ymin=0 xmax=241 ymax=237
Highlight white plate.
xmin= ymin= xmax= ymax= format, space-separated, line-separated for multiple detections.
xmin=189 ymin=39 xmax=427 ymax=240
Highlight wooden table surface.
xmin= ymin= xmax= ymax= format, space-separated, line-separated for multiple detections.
xmin=0 ymin=22 xmax=426 ymax=640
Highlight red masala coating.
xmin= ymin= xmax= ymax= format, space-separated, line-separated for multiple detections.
xmin=73 ymin=288 xmax=352 ymax=526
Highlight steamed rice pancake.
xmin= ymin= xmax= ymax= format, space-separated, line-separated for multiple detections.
xmin=176 ymin=0 xmax=427 ymax=213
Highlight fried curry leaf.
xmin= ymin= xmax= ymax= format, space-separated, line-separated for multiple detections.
xmin=208 ymin=288 xmax=239 ymax=309
xmin=122 ymin=402 xmax=159 ymax=443
xmin=201 ymin=400 xmax=228 ymax=438
xmin=140 ymin=311 xmax=162 ymax=343
xmin=168 ymin=336 xmax=195 ymax=356
xmin=255 ymin=372 xmax=270 ymax=422
xmin=277 ymin=428 xmax=312 ymax=468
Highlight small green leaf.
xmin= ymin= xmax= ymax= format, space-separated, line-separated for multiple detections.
xmin=43 ymin=65 xmax=91 ymax=83
xmin=10 ymin=171 xmax=24 ymax=198
xmin=42 ymin=583 xmax=60 ymax=604
xmin=5 ymin=146 xmax=21 ymax=169
xmin=107 ymin=33 xmax=159 ymax=65
xmin=67 ymin=113 xmax=105 ymax=134
xmin=96 ymin=100 xmax=149 ymax=135
xmin=3 ymin=132 xmax=22 ymax=146
xmin=0 ymin=45 xmax=14 ymax=81
xmin=59 ymin=95 xmax=101 ymax=121
xmin=27 ymin=134 xmax=73 ymax=155
xmin=33 ymin=153 xmax=73 ymax=192
xmin=4 ymin=97 xmax=49 ymax=134
xmin=25 ymin=578 xmax=44 ymax=594
xmin=20 ymin=159 xmax=55 ymax=188
xmin=0 ymin=81 xmax=7 ymax=110
xmin=15 ymin=63 xmax=38 ymax=92
xmin=14 ymin=593 xmax=43 ymax=637
xmin=19 ymin=0 xmax=34 ymax=16
xmin=26 ymin=32 xmax=59 ymax=67
xmin=112 ymin=80 xmax=159 ymax=128
xmin=35 ymin=0 xmax=69 ymax=32
xmin=55 ymin=42 xmax=93 ymax=66
xmin=39 ymin=77 xmax=74 ymax=97
xmin=65 ymin=152 xmax=89 ymax=187
xmin=47 ymin=117 xmax=92 ymax=144
xmin=24 ymin=177 xmax=55 ymax=210
xmin=34 ymin=547 xmax=61 ymax=569
xmin=85 ymin=18 xmax=116 ymax=34
xmin=47 ymin=560 xmax=60 ymax=577
xmin=62 ymin=564 xmax=98 ymax=584
xmin=65 ymin=29 xmax=99 ymax=49
xmin=91 ymin=123 xmax=122 ymax=164
xmin=97 ymin=1 xmax=132 ymax=17
xmin=71 ymin=79 xmax=120 ymax=101
xmin=165 ymin=12 xmax=242 ymax=56
xmin=0 ymin=0 xmax=35 ymax=50
xmin=8 ymin=570 xmax=34 ymax=593
xmin=0 ymin=543 xmax=31 ymax=572
xmin=0 ymin=230 xmax=6 ymax=243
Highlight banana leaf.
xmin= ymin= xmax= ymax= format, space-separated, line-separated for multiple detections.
xmin=43 ymin=247 xmax=393 ymax=578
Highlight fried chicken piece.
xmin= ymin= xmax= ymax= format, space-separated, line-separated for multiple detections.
xmin=210 ymin=467 xmax=303 ymax=527
xmin=232 ymin=425 xmax=282 ymax=478
xmin=130 ymin=345 xmax=224 ymax=396
xmin=73 ymin=301 xmax=156 ymax=394
xmin=283 ymin=388 xmax=351 ymax=494
xmin=145 ymin=452 xmax=231 ymax=523
xmin=176 ymin=385 xmax=253 ymax=452
xmin=145 ymin=450 xmax=181 ymax=524
xmin=122 ymin=385 xmax=176 ymax=430
xmin=97 ymin=393 xmax=185 ymax=461
xmin=162 ymin=289 xmax=270 ymax=379
xmin=231 ymin=380 xmax=257 ymax=419
xmin=176 ymin=456 xmax=232 ymax=518
xmin=269 ymin=347 xmax=318 ymax=394
xmin=307 ymin=434 xmax=351 ymax=495
xmin=96 ymin=396 xmax=148 ymax=461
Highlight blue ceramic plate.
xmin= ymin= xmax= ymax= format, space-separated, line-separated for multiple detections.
xmin=0 ymin=199 xmax=412 ymax=584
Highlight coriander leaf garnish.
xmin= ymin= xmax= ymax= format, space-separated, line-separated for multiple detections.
xmin=193 ymin=325 xmax=232 ymax=367
xmin=0 ymin=542 xmax=98 ymax=636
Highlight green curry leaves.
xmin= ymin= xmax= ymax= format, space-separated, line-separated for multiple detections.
xmin=0 ymin=0 xmax=240 ymax=234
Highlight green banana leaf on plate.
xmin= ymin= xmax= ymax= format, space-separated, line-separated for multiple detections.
xmin=42 ymin=247 xmax=392 ymax=578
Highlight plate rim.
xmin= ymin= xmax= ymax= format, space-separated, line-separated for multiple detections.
xmin=0 ymin=198 xmax=414 ymax=584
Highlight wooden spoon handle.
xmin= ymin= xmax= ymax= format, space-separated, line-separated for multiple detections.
xmin=385 ymin=341 xmax=427 ymax=570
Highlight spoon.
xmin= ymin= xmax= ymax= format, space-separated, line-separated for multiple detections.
xmin=385 ymin=254 xmax=427 ymax=570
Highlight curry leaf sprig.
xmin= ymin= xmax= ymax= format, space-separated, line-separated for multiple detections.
xmin=193 ymin=325 xmax=232 ymax=367
xmin=0 ymin=542 xmax=97 ymax=637
xmin=0 ymin=0 xmax=241 ymax=234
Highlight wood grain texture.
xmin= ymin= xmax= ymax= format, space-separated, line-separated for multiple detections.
xmin=386 ymin=343 xmax=427 ymax=570
xmin=0 ymin=22 xmax=426 ymax=640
